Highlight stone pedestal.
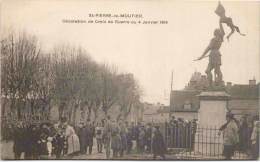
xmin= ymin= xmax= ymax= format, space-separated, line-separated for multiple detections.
xmin=194 ymin=91 xmax=230 ymax=156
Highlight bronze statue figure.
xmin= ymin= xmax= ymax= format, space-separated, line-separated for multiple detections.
xmin=194 ymin=2 xmax=245 ymax=88
xmin=194 ymin=21 xmax=224 ymax=87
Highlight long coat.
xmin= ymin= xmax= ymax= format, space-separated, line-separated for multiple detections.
xmin=138 ymin=129 xmax=146 ymax=147
xmin=152 ymin=130 xmax=166 ymax=155
xmin=13 ymin=127 xmax=26 ymax=154
xmin=222 ymin=120 xmax=239 ymax=146
xmin=65 ymin=125 xmax=80 ymax=154
xmin=111 ymin=123 xmax=121 ymax=150
xmin=84 ymin=124 xmax=95 ymax=146
xmin=119 ymin=125 xmax=127 ymax=151
xmin=77 ymin=127 xmax=87 ymax=150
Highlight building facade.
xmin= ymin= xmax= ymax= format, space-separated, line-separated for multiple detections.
xmin=170 ymin=72 xmax=259 ymax=121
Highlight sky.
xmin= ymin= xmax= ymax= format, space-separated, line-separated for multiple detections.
xmin=1 ymin=0 xmax=259 ymax=105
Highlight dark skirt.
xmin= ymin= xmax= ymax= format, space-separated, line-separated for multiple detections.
xmin=223 ymin=145 xmax=235 ymax=159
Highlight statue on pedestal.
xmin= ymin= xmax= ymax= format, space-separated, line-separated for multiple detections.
xmin=194 ymin=1 xmax=245 ymax=89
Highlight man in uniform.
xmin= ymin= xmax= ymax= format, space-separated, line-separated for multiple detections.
xmin=103 ymin=116 xmax=112 ymax=159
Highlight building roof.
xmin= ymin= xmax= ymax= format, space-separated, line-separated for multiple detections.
xmin=170 ymin=90 xmax=200 ymax=112
xmin=227 ymin=84 xmax=259 ymax=99
xmin=229 ymin=99 xmax=259 ymax=110
xmin=170 ymin=83 xmax=259 ymax=114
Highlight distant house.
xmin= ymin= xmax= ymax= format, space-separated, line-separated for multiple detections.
xmin=157 ymin=105 xmax=170 ymax=121
xmin=170 ymin=90 xmax=200 ymax=120
xmin=127 ymin=102 xmax=144 ymax=124
xmin=142 ymin=102 xmax=169 ymax=123
xmin=226 ymin=80 xmax=259 ymax=118
xmin=170 ymin=72 xmax=259 ymax=120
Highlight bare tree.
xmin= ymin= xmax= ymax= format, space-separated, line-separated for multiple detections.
xmin=1 ymin=32 xmax=40 ymax=120
xmin=1 ymin=33 xmax=143 ymax=123
xmin=116 ymin=73 xmax=141 ymax=121
xmin=32 ymin=54 xmax=55 ymax=120
xmin=100 ymin=64 xmax=120 ymax=117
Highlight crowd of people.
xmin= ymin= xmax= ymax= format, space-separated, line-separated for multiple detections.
xmin=1 ymin=113 xmax=259 ymax=160
xmin=11 ymin=117 xmax=81 ymax=159
xmin=7 ymin=116 xmax=167 ymax=159
xmin=166 ymin=113 xmax=259 ymax=160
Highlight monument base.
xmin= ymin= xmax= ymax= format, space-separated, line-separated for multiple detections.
xmin=194 ymin=91 xmax=230 ymax=155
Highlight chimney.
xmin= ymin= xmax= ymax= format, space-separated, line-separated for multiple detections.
xmin=249 ymin=79 xmax=256 ymax=85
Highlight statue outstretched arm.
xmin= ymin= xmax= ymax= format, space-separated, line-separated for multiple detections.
xmin=194 ymin=45 xmax=211 ymax=61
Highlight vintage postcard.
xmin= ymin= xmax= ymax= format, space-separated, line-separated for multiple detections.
xmin=0 ymin=0 xmax=259 ymax=160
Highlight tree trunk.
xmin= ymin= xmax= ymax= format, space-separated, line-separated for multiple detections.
xmin=68 ymin=103 xmax=73 ymax=124
xmin=46 ymin=102 xmax=51 ymax=120
xmin=87 ymin=106 xmax=92 ymax=120
xmin=93 ymin=109 xmax=98 ymax=122
xmin=58 ymin=103 xmax=65 ymax=120
xmin=17 ymin=98 xmax=26 ymax=120
xmin=31 ymin=100 xmax=35 ymax=116
xmin=104 ymin=109 xmax=108 ymax=117
xmin=1 ymin=98 xmax=7 ymax=117
xmin=10 ymin=96 xmax=16 ymax=118
xmin=124 ymin=104 xmax=132 ymax=120
xmin=17 ymin=104 xmax=21 ymax=120
xmin=72 ymin=105 xmax=77 ymax=126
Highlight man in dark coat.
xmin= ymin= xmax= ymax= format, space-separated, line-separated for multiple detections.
xmin=138 ymin=126 xmax=145 ymax=154
xmin=152 ymin=126 xmax=166 ymax=159
xmin=85 ymin=119 xmax=95 ymax=154
xmin=111 ymin=120 xmax=121 ymax=158
xmin=145 ymin=123 xmax=152 ymax=153
xmin=24 ymin=123 xmax=32 ymax=159
xmin=25 ymin=124 xmax=40 ymax=159
xmin=76 ymin=122 xmax=87 ymax=154
xmin=135 ymin=122 xmax=141 ymax=151
xmin=126 ymin=122 xmax=133 ymax=154
xmin=239 ymin=116 xmax=250 ymax=151
xmin=13 ymin=122 xmax=26 ymax=159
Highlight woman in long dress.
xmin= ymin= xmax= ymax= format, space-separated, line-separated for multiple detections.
xmin=64 ymin=123 xmax=80 ymax=155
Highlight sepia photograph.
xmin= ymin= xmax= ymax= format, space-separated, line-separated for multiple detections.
xmin=0 ymin=0 xmax=259 ymax=160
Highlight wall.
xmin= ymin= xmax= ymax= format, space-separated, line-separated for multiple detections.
xmin=143 ymin=112 xmax=169 ymax=123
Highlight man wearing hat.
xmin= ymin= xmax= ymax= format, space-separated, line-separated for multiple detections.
xmin=77 ymin=122 xmax=87 ymax=154
xmin=152 ymin=125 xmax=166 ymax=159
xmin=138 ymin=125 xmax=146 ymax=154
xmin=218 ymin=112 xmax=239 ymax=160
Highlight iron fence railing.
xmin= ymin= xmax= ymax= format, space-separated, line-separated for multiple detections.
xmin=164 ymin=122 xmax=252 ymax=159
